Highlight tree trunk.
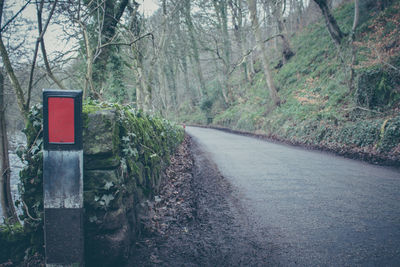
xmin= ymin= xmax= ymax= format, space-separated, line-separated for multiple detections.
xmin=349 ymin=0 xmax=359 ymax=92
xmin=272 ymin=0 xmax=295 ymax=64
xmin=212 ymin=0 xmax=231 ymax=105
xmin=0 ymin=37 xmax=29 ymax=123
xmin=91 ymin=0 xmax=129 ymax=94
xmin=176 ymin=21 xmax=195 ymax=103
xmin=183 ymin=1 xmax=206 ymax=98
xmin=136 ymin=65 xmax=146 ymax=110
xmin=248 ymin=0 xmax=281 ymax=106
xmin=36 ymin=0 xmax=65 ymax=90
xmin=247 ymin=36 xmax=255 ymax=81
xmin=229 ymin=0 xmax=249 ymax=83
xmin=157 ymin=63 xmax=168 ymax=112
xmin=0 ymin=72 xmax=18 ymax=224
xmin=313 ymin=0 xmax=344 ymax=47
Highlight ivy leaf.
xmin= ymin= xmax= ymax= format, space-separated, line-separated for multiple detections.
xmin=89 ymin=216 xmax=97 ymax=223
xmin=122 ymin=136 xmax=130 ymax=142
xmin=33 ymin=121 xmax=41 ymax=127
xmin=94 ymin=196 xmax=100 ymax=202
xmin=31 ymin=145 xmax=39 ymax=154
xmin=102 ymin=194 xmax=114 ymax=206
xmin=104 ymin=181 xmax=114 ymax=190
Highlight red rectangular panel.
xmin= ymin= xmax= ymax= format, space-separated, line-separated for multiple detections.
xmin=48 ymin=97 xmax=75 ymax=143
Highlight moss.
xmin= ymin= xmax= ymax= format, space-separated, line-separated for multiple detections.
xmin=17 ymin=101 xmax=184 ymax=264
xmin=176 ymin=1 xmax=399 ymax=164
xmin=84 ymin=155 xmax=120 ymax=170
xmin=0 ymin=223 xmax=29 ymax=263
xmin=378 ymin=115 xmax=400 ymax=152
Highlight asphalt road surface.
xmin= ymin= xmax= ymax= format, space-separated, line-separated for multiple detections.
xmin=186 ymin=126 xmax=400 ymax=266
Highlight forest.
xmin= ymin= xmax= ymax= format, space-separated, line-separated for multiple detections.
xmin=0 ymin=0 xmax=400 ymax=264
xmin=0 ymin=0 xmax=397 ymax=123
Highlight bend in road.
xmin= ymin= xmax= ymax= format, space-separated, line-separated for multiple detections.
xmin=186 ymin=126 xmax=400 ymax=266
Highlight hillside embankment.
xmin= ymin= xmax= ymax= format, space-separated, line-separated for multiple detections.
xmin=179 ymin=1 xmax=400 ymax=166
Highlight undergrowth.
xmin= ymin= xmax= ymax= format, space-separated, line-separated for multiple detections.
xmin=179 ymin=0 xmax=400 ymax=164
xmin=1 ymin=102 xmax=184 ymax=265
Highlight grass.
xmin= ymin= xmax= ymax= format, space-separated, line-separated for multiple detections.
xmin=176 ymin=1 xmax=400 ymax=163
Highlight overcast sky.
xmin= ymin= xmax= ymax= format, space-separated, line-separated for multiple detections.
xmin=4 ymin=0 xmax=160 ymax=59
xmin=139 ymin=0 xmax=160 ymax=16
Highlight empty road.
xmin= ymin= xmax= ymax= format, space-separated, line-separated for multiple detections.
xmin=186 ymin=126 xmax=400 ymax=266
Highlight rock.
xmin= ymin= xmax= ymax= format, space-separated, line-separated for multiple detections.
xmin=84 ymin=155 xmax=120 ymax=170
xmin=86 ymin=225 xmax=131 ymax=266
xmin=84 ymin=170 xmax=120 ymax=191
xmin=83 ymin=109 xmax=118 ymax=156
xmin=101 ymin=207 xmax=128 ymax=231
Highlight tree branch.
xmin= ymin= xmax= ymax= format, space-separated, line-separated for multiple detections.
xmin=0 ymin=37 xmax=28 ymax=121
xmin=0 ymin=0 xmax=33 ymax=34
xmin=99 ymin=32 xmax=154 ymax=49
xmin=38 ymin=0 xmax=66 ymax=90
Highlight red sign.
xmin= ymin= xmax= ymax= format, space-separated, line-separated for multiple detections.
xmin=48 ymin=97 xmax=75 ymax=143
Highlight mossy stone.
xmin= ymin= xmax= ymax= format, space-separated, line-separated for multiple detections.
xmin=84 ymin=170 xmax=120 ymax=191
xmin=83 ymin=109 xmax=118 ymax=156
xmin=84 ymin=155 xmax=120 ymax=170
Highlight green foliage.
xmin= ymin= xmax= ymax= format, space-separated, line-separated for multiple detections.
xmin=200 ymin=97 xmax=213 ymax=112
xmin=182 ymin=1 xmax=400 ymax=163
xmin=0 ymin=223 xmax=29 ymax=264
xmin=377 ymin=115 xmax=400 ymax=152
xmin=17 ymin=102 xmax=184 ymax=264
xmin=356 ymin=68 xmax=400 ymax=109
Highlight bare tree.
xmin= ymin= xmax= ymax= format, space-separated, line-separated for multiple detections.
xmin=313 ymin=0 xmax=344 ymax=47
xmin=0 ymin=70 xmax=18 ymax=224
xmin=271 ymin=0 xmax=294 ymax=64
xmin=0 ymin=0 xmax=68 ymax=224
xmin=349 ymin=0 xmax=359 ymax=92
xmin=229 ymin=0 xmax=251 ymax=82
xmin=0 ymin=0 xmax=62 ymax=121
xmin=91 ymin=0 xmax=129 ymax=93
xmin=212 ymin=0 xmax=232 ymax=105
xmin=248 ymin=0 xmax=281 ymax=106
xmin=182 ymin=0 xmax=207 ymax=98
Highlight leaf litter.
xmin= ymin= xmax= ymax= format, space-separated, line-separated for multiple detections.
xmin=127 ymin=135 xmax=277 ymax=266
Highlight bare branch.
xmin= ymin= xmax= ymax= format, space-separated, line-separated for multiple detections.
xmin=38 ymin=0 xmax=66 ymax=90
xmin=99 ymin=32 xmax=154 ymax=49
xmin=0 ymin=37 xmax=28 ymax=120
xmin=0 ymin=0 xmax=33 ymax=34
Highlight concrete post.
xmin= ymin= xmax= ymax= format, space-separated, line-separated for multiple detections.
xmin=43 ymin=90 xmax=84 ymax=266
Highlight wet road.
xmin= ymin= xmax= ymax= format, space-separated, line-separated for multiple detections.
xmin=186 ymin=126 xmax=400 ymax=266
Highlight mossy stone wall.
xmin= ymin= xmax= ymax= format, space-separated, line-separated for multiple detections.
xmin=17 ymin=103 xmax=184 ymax=266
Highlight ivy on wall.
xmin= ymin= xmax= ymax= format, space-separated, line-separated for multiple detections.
xmin=4 ymin=102 xmax=184 ymax=265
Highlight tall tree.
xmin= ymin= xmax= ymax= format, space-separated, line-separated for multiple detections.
xmin=349 ymin=0 xmax=359 ymax=92
xmin=212 ymin=0 xmax=232 ymax=105
xmin=0 ymin=0 xmax=30 ymax=122
xmin=0 ymin=71 xmax=18 ymax=224
xmin=229 ymin=0 xmax=251 ymax=82
xmin=90 ymin=0 xmax=129 ymax=93
xmin=182 ymin=0 xmax=207 ymax=98
xmin=0 ymin=0 xmax=61 ymax=121
xmin=248 ymin=0 xmax=281 ymax=106
xmin=271 ymin=0 xmax=294 ymax=64
xmin=313 ymin=0 xmax=344 ymax=47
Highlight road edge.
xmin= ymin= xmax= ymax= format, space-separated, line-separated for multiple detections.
xmin=186 ymin=124 xmax=400 ymax=167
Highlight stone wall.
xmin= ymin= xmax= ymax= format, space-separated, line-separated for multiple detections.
xmin=18 ymin=103 xmax=184 ymax=266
